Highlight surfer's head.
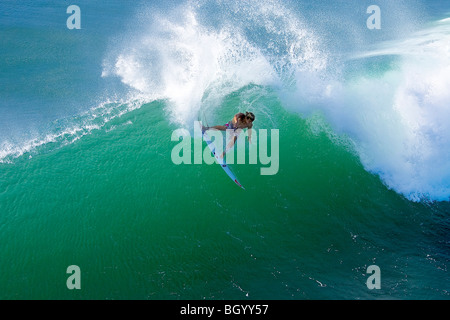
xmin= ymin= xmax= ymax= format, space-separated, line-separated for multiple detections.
xmin=245 ymin=112 xmax=255 ymax=122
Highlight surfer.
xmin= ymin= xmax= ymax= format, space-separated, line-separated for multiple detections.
xmin=202 ymin=112 xmax=255 ymax=158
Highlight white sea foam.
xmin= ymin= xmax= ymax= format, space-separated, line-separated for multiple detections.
xmin=0 ymin=98 xmax=143 ymax=164
xmin=288 ymin=19 xmax=450 ymax=201
xmin=102 ymin=0 xmax=326 ymax=126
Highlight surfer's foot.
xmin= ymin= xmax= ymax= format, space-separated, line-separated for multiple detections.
xmin=201 ymin=125 xmax=209 ymax=132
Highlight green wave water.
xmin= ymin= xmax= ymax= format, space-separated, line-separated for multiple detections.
xmin=0 ymin=0 xmax=449 ymax=300
xmin=1 ymin=91 xmax=448 ymax=299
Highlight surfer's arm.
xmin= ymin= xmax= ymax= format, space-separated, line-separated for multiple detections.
xmin=225 ymin=136 xmax=237 ymax=153
xmin=220 ymin=136 xmax=237 ymax=158
xmin=248 ymin=124 xmax=253 ymax=143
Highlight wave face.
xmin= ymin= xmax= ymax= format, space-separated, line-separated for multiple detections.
xmin=0 ymin=0 xmax=449 ymax=201
xmin=100 ymin=0 xmax=450 ymax=201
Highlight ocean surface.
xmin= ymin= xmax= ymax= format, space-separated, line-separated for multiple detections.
xmin=0 ymin=0 xmax=449 ymax=299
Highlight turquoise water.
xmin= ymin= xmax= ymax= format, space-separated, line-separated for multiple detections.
xmin=0 ymin=0 xmax=449 ymax=299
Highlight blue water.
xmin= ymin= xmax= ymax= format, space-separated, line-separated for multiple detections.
xmin=0 ymin=0 xmax=449 ymax=299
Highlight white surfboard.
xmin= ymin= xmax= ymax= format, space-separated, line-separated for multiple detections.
xmin=198 ymin=122 xmax=245 ymax=190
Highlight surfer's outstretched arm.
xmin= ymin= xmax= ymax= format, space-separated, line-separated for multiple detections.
xmin=220 ymin=136 xmax=237 ymax=159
